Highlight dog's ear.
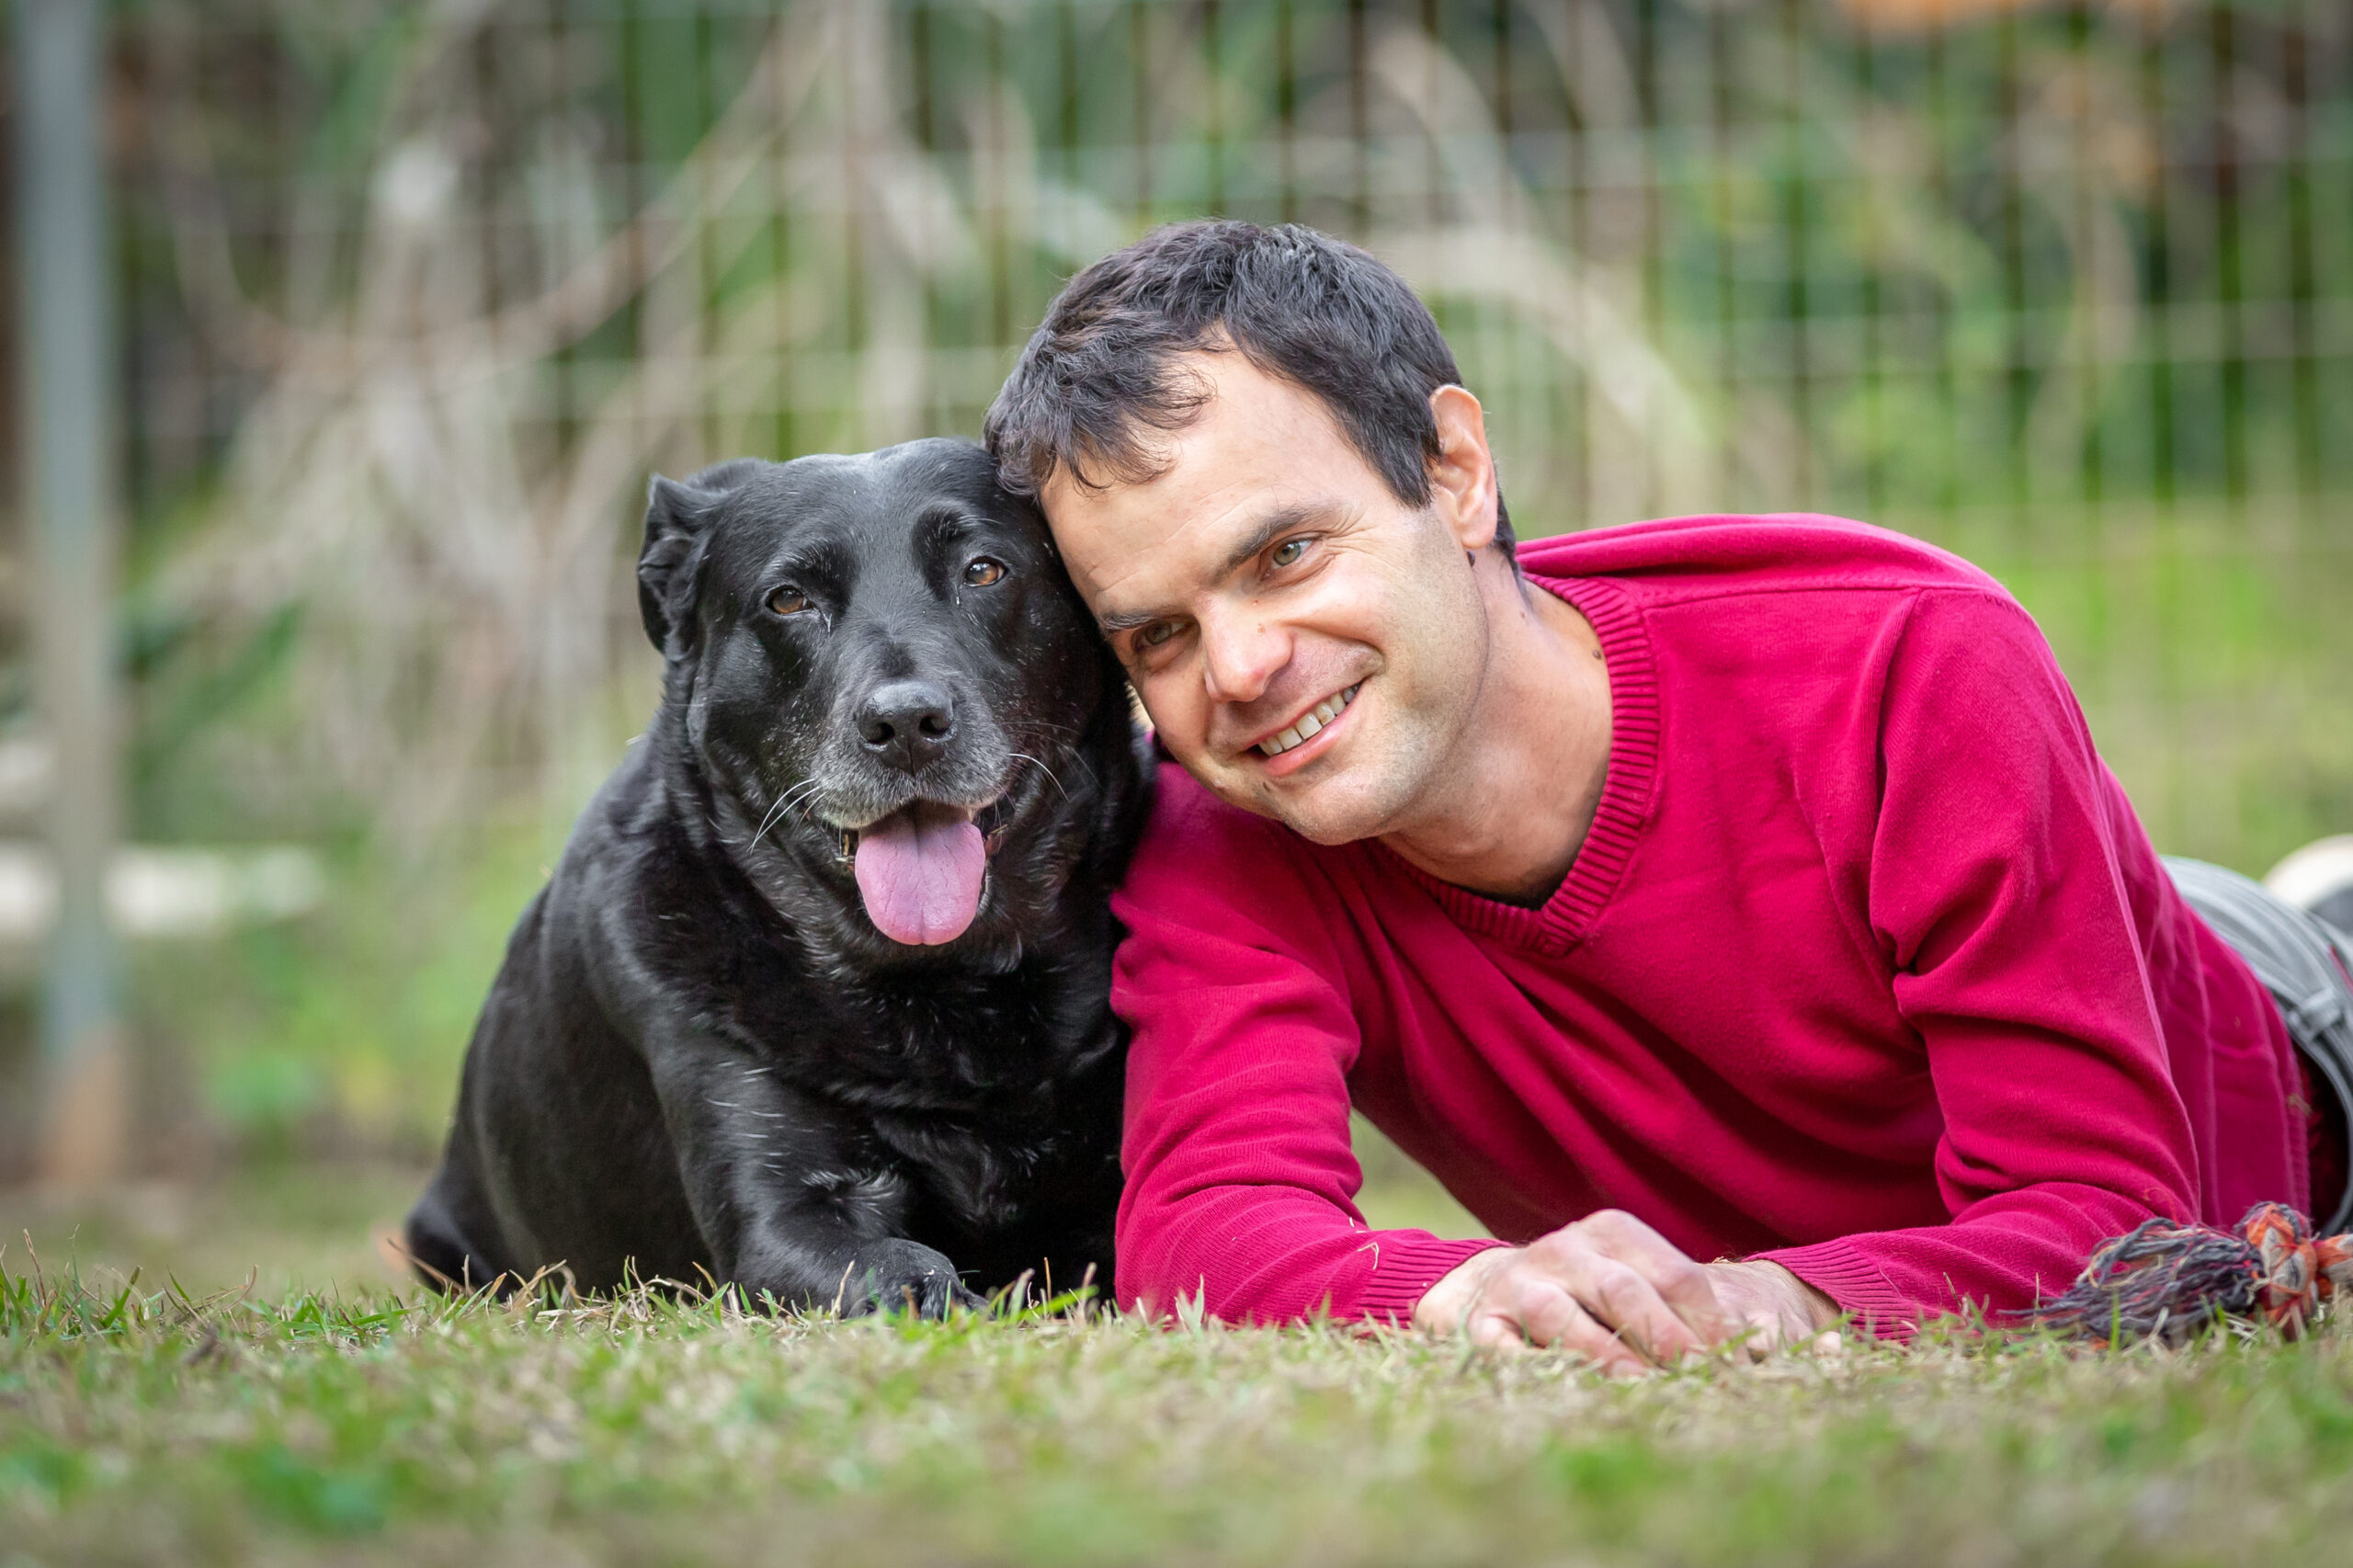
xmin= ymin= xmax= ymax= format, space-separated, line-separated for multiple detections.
xmin=639 ymin=473 xmax=725 ymax=653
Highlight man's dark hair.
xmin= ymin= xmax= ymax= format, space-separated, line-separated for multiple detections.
xmin=985 ymin=220 xmax=1514 ymax=559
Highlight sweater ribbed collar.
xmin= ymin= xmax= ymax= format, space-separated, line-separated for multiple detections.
xmin=1370 ymin=573 xmax=1660 ymax=956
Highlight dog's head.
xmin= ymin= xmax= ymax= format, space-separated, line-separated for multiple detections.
xmin=638 ymin=439 xmax=1142 ymax=961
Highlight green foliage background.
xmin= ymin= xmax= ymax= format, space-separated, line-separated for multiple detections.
xmin=1 ymin=0 xmax=2343 ymax=1159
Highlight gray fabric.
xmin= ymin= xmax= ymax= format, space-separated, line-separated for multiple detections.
xmin=2165 ymin=856 xmax=2353 ymax=1233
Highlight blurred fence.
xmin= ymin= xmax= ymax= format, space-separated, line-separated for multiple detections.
xmin=78 ymin=0 xmax=2353 ymax=869
xmin=5 ymin=0 xmax=2352 ymax=1159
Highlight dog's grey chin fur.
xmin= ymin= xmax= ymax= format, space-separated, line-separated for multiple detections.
xmin=817 ymin=779 xmax=1011 ymax=834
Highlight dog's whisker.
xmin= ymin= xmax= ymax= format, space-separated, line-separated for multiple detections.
xmin=750 ymin=778 xmax=829 ymax=847
xmin=1009 ymin=753 xmax=1069 ymax=803
xmin=784 ymin=782 xmax=830 ymax=825
xmin=750 ymin=788 xmax=800 ymax=847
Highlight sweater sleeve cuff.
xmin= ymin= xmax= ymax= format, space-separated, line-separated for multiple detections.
xmin=1749 ymin=1239 xmax=1916 ymax=1341
xmin=1347 ymin=1233 xmax=1511 ymax=1327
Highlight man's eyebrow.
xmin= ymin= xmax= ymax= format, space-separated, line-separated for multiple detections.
xmin=1093 ymin=500 xmax=1342 ymax=636
xmin=1216 ymin=503 xmax=1329 ymax=578
xmin=1097 ymin=605 xmax=1166 ymax=634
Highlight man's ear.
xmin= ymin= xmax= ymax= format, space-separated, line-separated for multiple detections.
xmin=639 ymin=473 xmax=724 ymax=653
xmin=1427 ymin=385 xmax=1499 ymax=554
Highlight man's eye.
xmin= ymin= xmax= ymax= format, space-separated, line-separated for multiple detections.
xmin=767 ymin=587 xmax=813 ymax=616
xmin=1269 ymin=538 xmax=1309 ymax=568
xmin=963 ymin=558 xmax=1007 ymax=587
xmin=1136 ymin=621 xmax=1177 ymax=649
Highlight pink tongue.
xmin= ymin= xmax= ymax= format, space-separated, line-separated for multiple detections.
xmin=853 ymin=809 xmax=986 ymax=946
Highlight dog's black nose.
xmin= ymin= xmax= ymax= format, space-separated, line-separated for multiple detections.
xmin=857 ymin=679 xmax=956 ymax=772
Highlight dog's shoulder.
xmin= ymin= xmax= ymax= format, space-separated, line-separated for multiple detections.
xmin=540 ymin=739 xmax=769 ymax=1003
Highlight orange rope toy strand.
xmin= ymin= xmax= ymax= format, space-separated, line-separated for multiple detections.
xmin=2030 ymin=1202 xmax=2353 ymax=1346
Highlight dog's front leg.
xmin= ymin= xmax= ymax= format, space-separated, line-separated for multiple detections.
xmin=642 ymin=1034 xmax=982 ymax=1318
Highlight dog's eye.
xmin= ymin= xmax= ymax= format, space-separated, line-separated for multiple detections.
xmin=962 ymin=558 xmax=1006 ymax=587
xmin=767 ymin=587 xmax=813 ymax=617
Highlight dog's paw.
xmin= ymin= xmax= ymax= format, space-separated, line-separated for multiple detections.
xmin=834 ymin=1241 xmax=979 ymax=1320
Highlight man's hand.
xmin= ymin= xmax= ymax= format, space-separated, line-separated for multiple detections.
xmin=1411 ymin=1210 xmax=1838 ymax=1374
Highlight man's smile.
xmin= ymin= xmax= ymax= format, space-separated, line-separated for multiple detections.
xmin=1252 ymin=682 xmax=1362 ymax=757
xmin=1245 ymin=680 xmax=1363 ymax=774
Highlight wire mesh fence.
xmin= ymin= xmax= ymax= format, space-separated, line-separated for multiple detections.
xmin=54 ymin=0 xmax=2353 ymax=877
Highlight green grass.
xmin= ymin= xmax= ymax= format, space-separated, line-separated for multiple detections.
xmin=3 ymin=1182 xmax=2351 ymax=1568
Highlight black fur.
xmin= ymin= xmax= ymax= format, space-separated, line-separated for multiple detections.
xmin=405 ymin=439 xmax=1150 ymax=1315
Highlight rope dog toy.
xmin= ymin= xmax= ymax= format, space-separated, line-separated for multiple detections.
xmin=2030 ymin=1202 xmax=2353 ymax=1346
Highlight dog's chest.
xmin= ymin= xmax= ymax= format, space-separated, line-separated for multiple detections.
xmin=747 ymin=973 xmax=1115 ymax=1228
xmin=866 ymin=1111 xmax=1066 ymax=1232
xmin=749 ymin=966 xmax=1097 ymax=1099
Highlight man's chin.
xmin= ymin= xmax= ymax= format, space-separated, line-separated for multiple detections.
xmin=1215 ymin=759 xmax=1404 ymax=847
xmin=1269 ymin=803 xmax=1384 ymax=848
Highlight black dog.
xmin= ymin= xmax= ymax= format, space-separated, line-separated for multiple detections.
xmin=404 ymin=439 xmax=1149 ymax=1314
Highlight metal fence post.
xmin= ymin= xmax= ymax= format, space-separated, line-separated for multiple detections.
xmin=17 ymin=0 xmax=123 ymax=1189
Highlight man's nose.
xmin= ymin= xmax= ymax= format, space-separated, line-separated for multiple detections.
xmin=856 ymin=678 xmax=955 ymax=773
xmin=1197 ymin=603 xmax=1290 ymax=707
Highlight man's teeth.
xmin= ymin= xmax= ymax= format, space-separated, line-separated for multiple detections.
xmin=1258 ymin=684 xmax=1361 ymax=757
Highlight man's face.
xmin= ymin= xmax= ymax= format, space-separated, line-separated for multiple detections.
xmin=1040 ymin=353 xmax=1494 ymax=846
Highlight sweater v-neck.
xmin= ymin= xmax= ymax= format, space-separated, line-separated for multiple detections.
xmin=1370 ymin=572 xmax=1661 ymax=957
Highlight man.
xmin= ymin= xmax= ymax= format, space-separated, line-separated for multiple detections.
xmin=983 ymin=221 xmax=2353 ymax=1369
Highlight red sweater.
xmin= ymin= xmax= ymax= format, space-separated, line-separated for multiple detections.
xmin=1109 ymin=515 xmax=2305 ymax=1335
